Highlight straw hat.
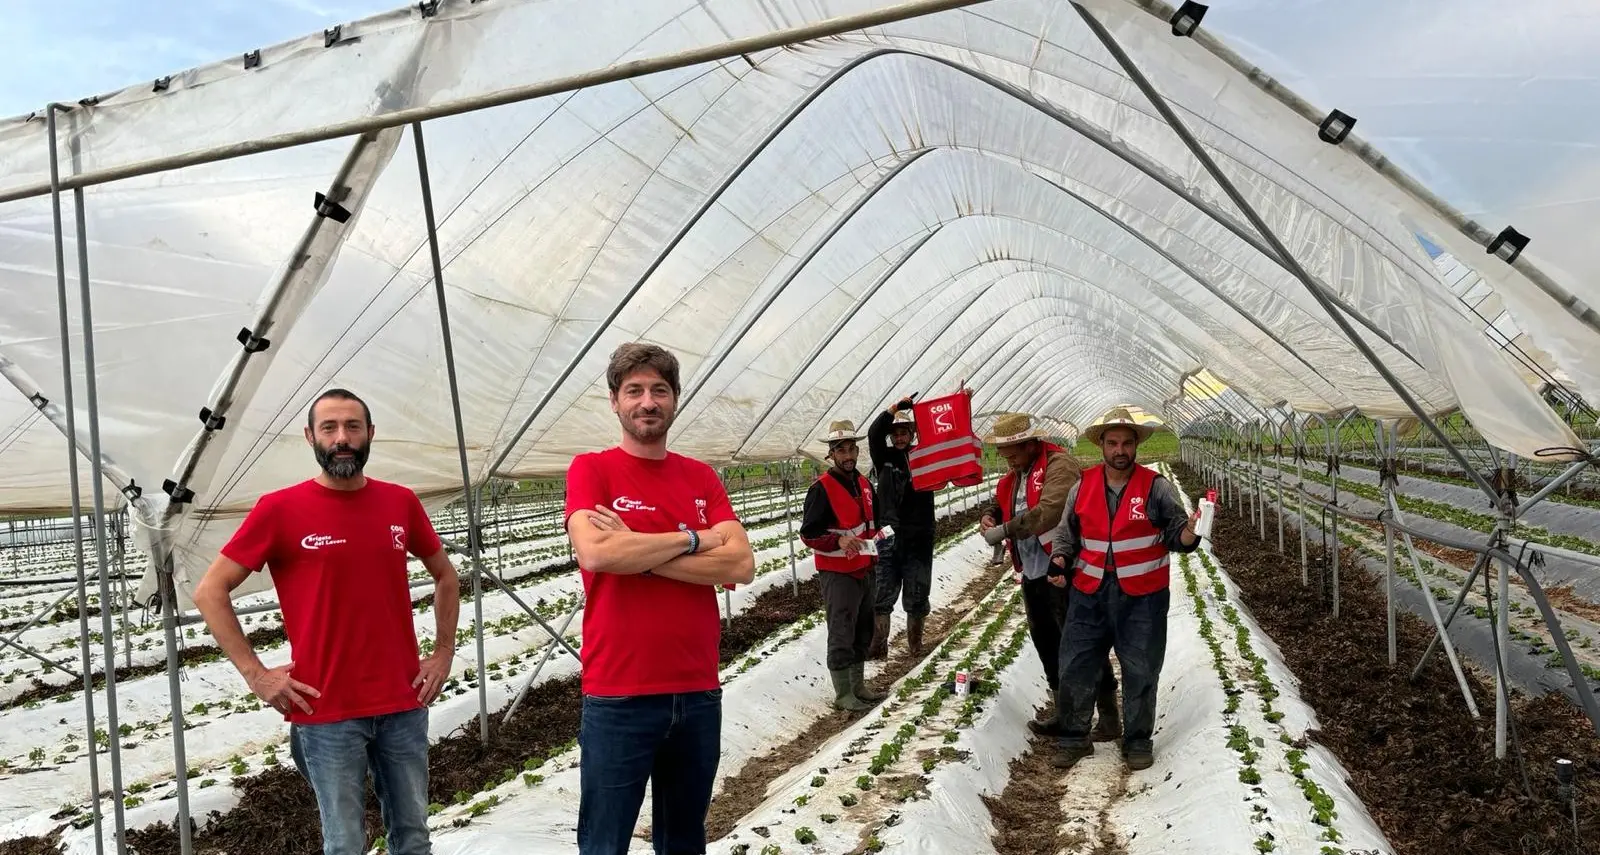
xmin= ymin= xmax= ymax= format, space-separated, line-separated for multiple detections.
xmin=891 ymin=410 xmax=916 ymax=430
xmin=818 ymin=419 xmax=866 ymax=445
xmin=983 ymin=413 xmax=1047 ymax=447
xmin=1083 ymin=407 xmax=1156 ymax=444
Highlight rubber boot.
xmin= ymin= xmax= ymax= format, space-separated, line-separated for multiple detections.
xmin=851 ymin=662 xmax=886 ymax=702
xmin=868 ymin=614 xmax=891 ymax=661
xmin=1051 ymin=743 xmax=1093 ymax=769
xmin=1091 ymin=684 xmax=1122 ymax=743
xmin=1027 ymin=701 xmax=1063 ymax=736
xmin=906 ymin=615 xmax=926 ymax=657
xmin=830 ymin=668 xmax=870 ymax=711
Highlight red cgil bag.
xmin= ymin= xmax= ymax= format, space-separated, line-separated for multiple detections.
xmin=907 ymin=390 xmax=983 ymax=491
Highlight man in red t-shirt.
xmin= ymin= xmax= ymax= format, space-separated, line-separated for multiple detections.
xmin=564 ymin=342 xmax=755 ymax=855
xmin=193 ymin=389 xmax=461 ymax=855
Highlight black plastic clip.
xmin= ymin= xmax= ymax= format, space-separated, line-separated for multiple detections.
xmin=199 ymin=407 xmax=226 ymax=431
xmin=237 ymin=327 xmax=271 ymax=354
xmin=162 ymin=479 xmax=195 ymax=505
xmin=419 ymin=0 xmax=440 ymax=17
xmin=153 ymin=76 xmax=172 ymax=93
xmin=28 ymin=392 xmax=47 ymax=410
xmin=1487 ymin=226 xmax=1529 ymax=264
xmin=1318 ymin=109 xmax=1356 ymax=145
xmin=1377 ymin=459 xmax=1399 ymax=489
xmin=325 ymin=25 xmax=344 ymax=47
xmin=244 ymin=50 xmax=262 ymax=70
xmin=121 ymin=481 xmax=143 ymax=501
xmin=314 ymin=191 xmax=352 ymax=223
xmin=1170 ymin=1 xmax=1207 ymax=37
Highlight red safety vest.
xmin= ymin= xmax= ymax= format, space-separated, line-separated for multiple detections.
xmin=1072 ymin=463 xmax=1170 ymax=596
xmin=907 ymin=391 xmax=983 ymax=491
xmin=812 ymin=471 xmax=877 ymax=575
xmin=994 ymin=444 xmax=1066 ymax=574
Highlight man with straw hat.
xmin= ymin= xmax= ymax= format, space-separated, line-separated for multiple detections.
xmin=976 ymin=412 xmax=1084 ymax=733
xmin=866 ymin=395 xmax=937 ymax=659
xmin=1048 ymin=407 xmax=1202 ymax=772
xmin=800 ymin=419 xmax=889 ymax=711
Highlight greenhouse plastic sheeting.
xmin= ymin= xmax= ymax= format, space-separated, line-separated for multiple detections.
xmin=0 ymin=0 xmax=1595 ymax=605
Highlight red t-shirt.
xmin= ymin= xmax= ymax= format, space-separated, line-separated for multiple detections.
xmin=564 ymin=447 xmax=738 ymax=697
xmin=220 ymin=477 xmax=442 ymax=724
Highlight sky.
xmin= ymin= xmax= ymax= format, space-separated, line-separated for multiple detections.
xmin=0 ymin=0 xmax=397 ymax=118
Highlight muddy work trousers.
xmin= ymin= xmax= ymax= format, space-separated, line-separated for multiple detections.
xmin=1057 ymin=575 xmax=1169 ymax=754
xmin=820 ymin=568 xmax=877 ymax=671
xmin=873 ymin=532 xmax=933 ymax=619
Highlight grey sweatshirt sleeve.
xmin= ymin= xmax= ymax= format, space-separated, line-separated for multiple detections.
xmin=1049 ymin=481 xmax=1083 ymax=564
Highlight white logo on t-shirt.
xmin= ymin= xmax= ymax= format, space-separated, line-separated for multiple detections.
xmin=390 ymin=524 xmax=406 ymax=551
xmin=301 ymin=533 xmax=347 ymax=550
xmin=695 ymin=498 xmax=708 ymax=524
xmin=613 ymin=496 xmax=658 ymax=513
xmin=1128 ymin=496 xmax=1147 ymax=521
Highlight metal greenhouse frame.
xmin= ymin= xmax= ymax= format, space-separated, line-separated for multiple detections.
xmin=2 ymin=1 xmax=1598 ymax=854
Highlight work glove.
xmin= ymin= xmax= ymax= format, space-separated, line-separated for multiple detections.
xmin=981 ymin=524 xmax=1006 ymax=546
xmin=1046 ymin=555 xmax=1067 ymax=579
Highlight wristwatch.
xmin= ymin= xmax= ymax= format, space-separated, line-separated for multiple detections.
xmin=683 ymin=528 xmax=700 ymax=555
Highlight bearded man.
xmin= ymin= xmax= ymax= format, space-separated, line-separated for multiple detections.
xmin=563 ymin=342 xmax=756 ymax=854
xmin=194 ymin=388 xmax=461 ymax=855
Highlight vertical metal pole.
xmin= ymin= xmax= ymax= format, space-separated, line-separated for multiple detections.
xmin=159 ymin=560 xmax=193 ymax=855
xmin=1495 ymin=457 xmax=1515 ymax=760
xmin=413 ymin=122 xmax=489 ymax=744
xmin=1248 ymin=435 xmax=1260 ymax=544
xmin=784 ymin=460 xmax=800 ymax=597
xmin=1380 ymin=422 xmax=1397 ymax=666
xmin=1330 ymin=418 xmax=1342 ymax=618
xmin=46 ymin=103 xmax=108 ymax=855
xmin=1296 ymin=426 xmax=1308 ymax=585
xmin=72 ymin=182 xmax=133 ymax=842
xmin=1274 ymin=421 xmax=1285 ymax=553
xmin=116 ymin=513 xmax=131 ymax=669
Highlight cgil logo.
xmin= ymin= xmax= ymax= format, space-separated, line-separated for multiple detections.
xmin=930 ymin=402 xmax=954 ymax=432
xmin=301 ymin=533 xmax=347 ymax=550
xmin=612 ymin=496 xmax=658 ymax=513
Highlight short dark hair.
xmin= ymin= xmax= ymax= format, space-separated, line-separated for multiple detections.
xmin=307 ymin=388 xmax=372 ymax=430
xmin=606 ymin=342 xmax=680 ymax=397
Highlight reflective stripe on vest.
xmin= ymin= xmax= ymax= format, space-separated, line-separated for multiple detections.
xmin=908 ymin=435 xmax=983 ymax=491
xmin=813 ymin=472 xmax=876 ymax=573
xmin=1071 ymin=463 xmax=1171 ymax=596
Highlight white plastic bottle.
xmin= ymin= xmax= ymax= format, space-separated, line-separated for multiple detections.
xmin=1195 ymin=489 xmax=1217 ymax=538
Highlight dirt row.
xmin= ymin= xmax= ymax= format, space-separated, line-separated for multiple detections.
xmin=984 ymin=695 xmax=1079 ymax=855
xmin=1171 ymin=461 xmax=1599 ymax=855
xmin=703 ymin=547 xmax=1011 ymax=840
xmin=118 ymin=508 xmax=984 ymax=855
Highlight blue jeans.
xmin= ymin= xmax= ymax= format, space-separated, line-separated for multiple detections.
xmin=578 ymin=690 xmax=722 ymax=855
xmin=289 ymin=707 xmax=431 ymax=855
xmin=1056 ymin=576 xmax=1170 ymax=754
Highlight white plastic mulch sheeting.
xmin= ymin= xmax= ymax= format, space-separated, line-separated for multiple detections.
xmin=0 ymin=0 xmax=1593 ymax=607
